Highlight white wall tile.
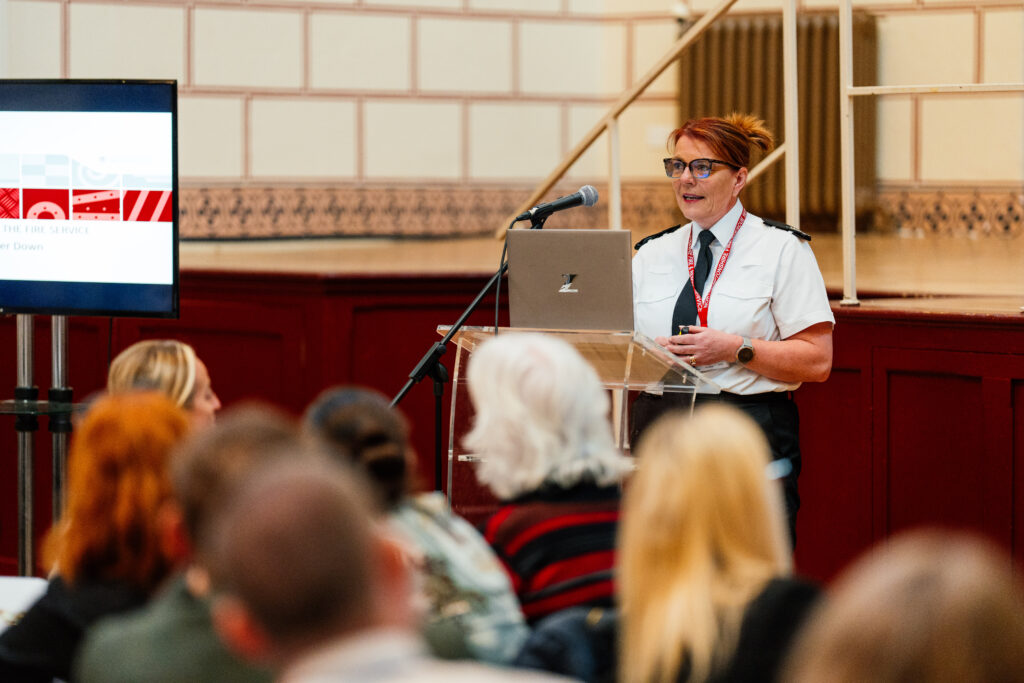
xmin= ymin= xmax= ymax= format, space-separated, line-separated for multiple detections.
xmin=983 ymin=9 xmax=1023 ymax=84
xmin=364 ymin=100 xmax=462 ymax=179
xmin=520 ymin=21 xmax=626 ymax=96
xmin=877 ymin=12 xmax=974 ymax=87
xmin=799 ymin=0 xmax=903 ymax=9
xmin=875 ymin=97 xmax=912 ymax=182
xmin=179 ymin=97 xmax=245 ymax=178
xmin=69 ymin=4 xmax=184 ymax=81
xmin=418 ymin=17 xmax=513 ymax=93
xmin=633 ymin=20 xmax=681 ymax=96
xmin=551 ymin=102 xmax=674 ymax=183
xmin=468 ymin=102 xmax=561 ymax=179
xmin=250 ymin=98 xmax=357 ymax=178
xmin=311 ymin=13 xmax=411 ymax=91
xmin=919 ymin=96 xmax=1024 ymax=182
xmin=566 ymin=0 xmax=605 ymax=14
xmin=566 ymin=105 xmax=610 ymax=180
xmin=194 ymin=8 xmax=302 ymax=88
xmin=5 ymin=0 xmax=61 ymax=78
xmin=568 ymin=0 xmax=679 ymax=14
xmin=687 ymin=0 xmax=782 ymax=13
xmin=470 ymin=0 xmax=561 ymax=12
xmin=363 ymin=0 xmax=460 ymax=8
xmin=617 ymin=102 xmax=677 ymax=179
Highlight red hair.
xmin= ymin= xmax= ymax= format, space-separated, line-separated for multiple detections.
xmin=668 ymin=113 xmax=775 ymax=169
xmin=45 ymin=392 xmax=190 ymax=591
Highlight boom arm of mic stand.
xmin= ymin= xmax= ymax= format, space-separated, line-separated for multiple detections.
xmin=390 ymin=259 xmax=510 ymax=494
xmin=390 ymin=259 xmax=508 ymax=408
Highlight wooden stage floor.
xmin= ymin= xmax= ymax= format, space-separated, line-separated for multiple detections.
xmin=181 ymin=232 xmax=1024 ymax=317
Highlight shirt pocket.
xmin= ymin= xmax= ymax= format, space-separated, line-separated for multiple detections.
xmin=635 ymin=265 xmax=682 ymax=304
xmin=713 ymin=276 xmax=775 ymax=337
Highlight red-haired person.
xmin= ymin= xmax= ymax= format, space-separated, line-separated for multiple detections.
xmin=0 ymin=393 xmax=190 ymax=682
xmin=631 ymin=113 xmax=835 ymax=544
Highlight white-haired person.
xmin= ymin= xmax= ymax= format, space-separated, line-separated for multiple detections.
xmin=783 ymin=529 xmax=1024 ymax=683
xmin=107 ymin=339 xmax=221 ymax=430
xmin=619 ymin=405 xmax=820 ymax=683
xmin=464 ymin=332 xmax=633 ymax=625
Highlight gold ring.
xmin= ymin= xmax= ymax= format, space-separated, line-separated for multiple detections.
xmin=688 ymin=355 xmax=697 ymax=366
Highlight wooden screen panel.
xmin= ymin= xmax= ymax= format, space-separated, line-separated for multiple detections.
xmin=1012 ymin=378 xmax=1024 ymax=562
xmin=114 ymin=298 xmax=311 ymax=415
xmin=794 ymin=367 xmax=873 ymax=582
xmin=872 ymin=348 xmax=1021 ymax=551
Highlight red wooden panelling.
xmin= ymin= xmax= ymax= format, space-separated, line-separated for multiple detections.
xmin=5 ymin=273 xmax=1024 ymax=582
xmin=794 ymin=368 xmax=873 ymax=581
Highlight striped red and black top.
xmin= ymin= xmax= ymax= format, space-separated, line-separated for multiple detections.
xmin=481 ymin=483 xmax=621 ymax=625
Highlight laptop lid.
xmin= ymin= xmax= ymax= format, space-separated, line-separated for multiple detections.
xmin=507 ymin=229 xmax=634 ymax=331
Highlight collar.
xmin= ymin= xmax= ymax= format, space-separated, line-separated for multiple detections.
xmin=693 ymin=199 xmax=745 ymax=247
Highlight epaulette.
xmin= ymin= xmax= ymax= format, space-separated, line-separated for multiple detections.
xmin=763 ymin=218 xmax=812 ymax=241
xmin=633 ymin=225 xmax=682 ymax=251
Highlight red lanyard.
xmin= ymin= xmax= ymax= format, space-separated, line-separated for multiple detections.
xmin=686 ymin=208 xmax=747 ymax=326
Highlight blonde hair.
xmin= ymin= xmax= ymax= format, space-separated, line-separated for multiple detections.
xmin=785 ymin=530 xmax=1024 ymax=683
xmin=108 ymin=340 xmax=198 ymax=409
xmin=618 ymin=405 xmax=791 ymax=683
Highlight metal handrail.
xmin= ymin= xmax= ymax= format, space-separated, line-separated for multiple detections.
xmin=837 ymin=0 xmax=1024 ymax=306
xmin=497 ymin=0 xmax=753 ymax=236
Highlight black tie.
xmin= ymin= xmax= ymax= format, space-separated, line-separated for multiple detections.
xmin=671 ymin=229 xmax=715 ymax=331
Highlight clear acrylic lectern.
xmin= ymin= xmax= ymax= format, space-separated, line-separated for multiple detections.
xmin=439 ymin=326 xmax=720 ymax=517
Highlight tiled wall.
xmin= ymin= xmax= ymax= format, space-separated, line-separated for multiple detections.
xmin=2 ymin=0 xmax=1021 ymax=239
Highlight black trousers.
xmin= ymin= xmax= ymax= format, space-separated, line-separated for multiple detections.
xmin=630 ymin=390 xmax=801 ymax=547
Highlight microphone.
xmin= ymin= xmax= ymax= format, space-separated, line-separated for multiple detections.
xmin=516 ymin=185 xmax=599 ymax=222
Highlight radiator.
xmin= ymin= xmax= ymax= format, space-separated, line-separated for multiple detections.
xmin=676 ymin=13 xmax=877 ymax=231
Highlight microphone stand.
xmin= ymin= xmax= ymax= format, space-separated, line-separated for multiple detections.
xmin=391 ymin=215 xmax=547 ymax=492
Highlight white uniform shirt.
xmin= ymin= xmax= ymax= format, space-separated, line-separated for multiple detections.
xmin=632 ymin=200 xmax=835 ymax=395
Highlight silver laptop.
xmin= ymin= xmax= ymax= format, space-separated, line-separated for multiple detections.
xmin=507 ymin=229 xmax=634 ymax=331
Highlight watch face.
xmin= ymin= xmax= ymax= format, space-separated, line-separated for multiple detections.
xmin=738 ymin=346 xmax=754 ymax=363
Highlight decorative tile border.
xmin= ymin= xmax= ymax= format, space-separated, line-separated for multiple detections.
xmin=874 ymin=188 xmax=1024 ymax=238
xmin=179 ymin=184 xmax=1024 ymax=240
xmin=178 ymin=183 xmax=685 ymax=239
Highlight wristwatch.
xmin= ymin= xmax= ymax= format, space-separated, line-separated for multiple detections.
xmin=736 ymin=337 xmax=755 ymax=364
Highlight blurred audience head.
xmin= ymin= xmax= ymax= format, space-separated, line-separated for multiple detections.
xmin=304 ymin=385 xmax=414 ymax=510
xmin=463 ymin=332 xmax=631 ymax=500
xmin=169 ymin=403 xmax=310 ymax=567
xmin=619 ymin=404 xmax=791 ymax=683
xmin=208 ymin=459 xmax=407 ymax=666
xmin=785 ymin=529 xmax=1024 ymax=683
xmin=108 ymin=339 xmax=221 ymax=429
xmin=45 ymin=392 xmax=190 ymax=592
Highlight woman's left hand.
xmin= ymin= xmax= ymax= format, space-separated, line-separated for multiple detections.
xmin=656 ymin=322 xmax=833 ymax=382
xmin=655 ymin=326 xmax=739 ymax=367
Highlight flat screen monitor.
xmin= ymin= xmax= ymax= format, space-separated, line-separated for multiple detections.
xmin=0 ymin=79 xmax=179 ymax=318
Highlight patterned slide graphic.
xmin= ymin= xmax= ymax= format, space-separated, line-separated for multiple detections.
xmin=72 ymin=189 xmax=121 ymax=220
xmin=72 ymin=160 xmax=120 ymax=189
xmin=22 ymin=155 xmax=70 ymax=188
xmin=124 ymin=190 xmax=172 ymax=222
xmin=23 ymin=189 xmax=70 ymax=220
xmin=0 ymin=188 xmax=18 ymax=219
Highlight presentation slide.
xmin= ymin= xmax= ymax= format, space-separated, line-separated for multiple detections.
xmin=0 ymin=112 xmax=174 ymax=285
xmin=0 ymin=81 xmax=178 ymax=316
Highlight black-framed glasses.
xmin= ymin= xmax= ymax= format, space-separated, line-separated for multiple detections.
xmin=663 ymin=157 xmax=740 ymax=179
